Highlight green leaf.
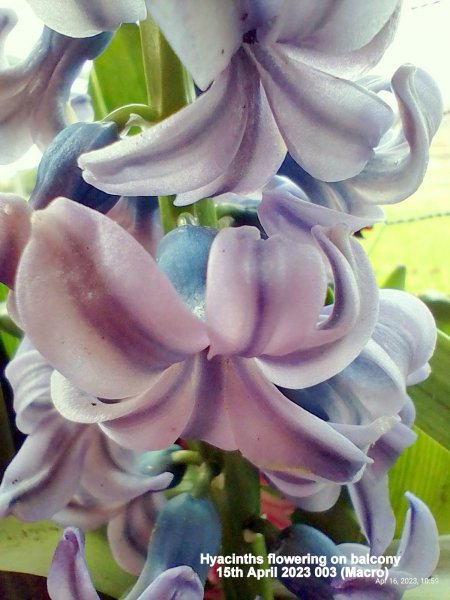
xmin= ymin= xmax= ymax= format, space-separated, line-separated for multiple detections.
xmin=420 ymin=292 xmax=450 ymax=335
xmin=88 ymin=24 xmax=148 ymax=119
xmin=382 ymin=265 xmax=407 ymax=290
xmin=389 ymin=427 xmax=450 ymax=536
xmin=0 ymin=518 xmax=136 ymax=599
xmin=409 ymin=330 xmax=450 ymax=450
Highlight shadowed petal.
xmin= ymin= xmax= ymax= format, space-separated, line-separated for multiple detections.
xmin=392 ymin=493 xmax=440 ymax=583
xmin=224 ymin=358 xmax=370 ymax=483
xmin=79 ymin=57 xmax=250 ymax=199
xmin=206 ymin=226 xmax=327 ymax=358
xmin=0 ymin=413 xmax=92 ymax=521
xmin=255 ymin=226 xmax=379 ymax=388
xmin=131 ymin=567 xmax=204 ymax=600
xmin=175 ymin=61 xmax=286 ymax=206
xmin=5 ymin=338 xmax=53 ymax=433
xmin=251 ymin=43 xmax=393 ymax=181
xmin=261 ymin=0 xmax=400 ymax=54
xmin=14 ymin=199 xmax=208 ymax=399
xmin=108 ymin=493 xmax=164 ymax=575
xmin=0 ymin=19 xmax=112 ymax=163
xmin=52 ymin=359 xmax=197 ymax=450
xmin=148 ymin=0 xmax=245 ymax=90
xmin=47 ymin=528 xmax=99 ymax=600
xmin=0 ymin=194 xmax=31 ymax=288
xmin=341 ymin=65 xmax=443 ymax=206
xmin=26 ymin=0 xmax=146 ymax=37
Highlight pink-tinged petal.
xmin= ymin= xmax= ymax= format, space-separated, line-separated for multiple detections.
xmin=206 ymin=226 xmax=327 ymax=358
xmin=256 ymin=226 xmax=379 ymax=388
xmin=26 ymin=0 xmax=146 ymax=37
xmin=148 ymin=0 xmax=244 ymax=90
xmin=14 ymin=199 xmax=208 ymax=399
xmin=392 ymin=493 xmax=440 ymax=582
xmin=79 ymin=57 xmax=250 ymax=200
xmin=175 ymin=58 xmax=286 ymax=206
xmin=134 ymin=566 xmax=204 ymax=600
xmin=180 ymin=354 xmax=236 ymax=451
xmin=346 ymin=65 xmax=443 ymax=206
xmin=250 ymin=43 xmax=393 ymax=181
xmin=100 ymin=360 xmax=199 ymax=451
xmin=5 ymin=339 xmax=53 ymax=433
xmin=108 ymin=493 xmax=164 ymax=575
xmin=53 ymin=498 xmax=121 ymax=531
xmin=224 ymin=358 xmax=371 ymax=483
xmin=0 ymin=194 xmax=31 ymax=288
xmin=47 ymin=528 xmax=99 ymax=600
xmin=259 ymin=180 xmax=381 ymax=236
xmin=0 ymin=414 xmax=92 ymax=521
xmin=80 ymin=434 xmax=173 ymax=504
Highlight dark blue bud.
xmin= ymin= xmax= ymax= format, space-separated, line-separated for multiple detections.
xmin=30 ymin=121 xmax=120 ymax=213
xmin=156 ymin=225 xmax=217 ymax=318
xmin=138 ymin=445 xmax=186 ymax=489
xmin=146 ymin=492 xmax=221 ymax=584
xmin=274 ymin=524 xmax=341 ymax=600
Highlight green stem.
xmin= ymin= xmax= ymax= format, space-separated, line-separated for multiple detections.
xmin=102 ymin=104 xmax=159 ymax=130
xmin=249 ymin=533 xmax=275 ymax=600
xmin=139 ymin=16 xmax=216 ymax=232
xmin=171 ymin=450 xmax=202 ymax=467
xmin=194 ymin=198 xmax=218 ymax=228
xmin=211 ymin=452 xmax=262 ymax=600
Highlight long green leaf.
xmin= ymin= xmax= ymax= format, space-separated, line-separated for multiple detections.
xmin=0 ymin=518 xmax=135 ymax=599
xmin=88 ymin=24 xmax=148 ymax=119
xmin=409 ymin=330 xmax=450 ymax=449
xmin=389 ymin=427 xmax=450 ymax=536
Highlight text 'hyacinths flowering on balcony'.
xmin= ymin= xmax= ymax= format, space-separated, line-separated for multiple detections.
xmin=0 ymin=2 xmax=445 ymax=599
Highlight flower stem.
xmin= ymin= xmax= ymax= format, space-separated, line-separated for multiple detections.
xmin=210 ymin=451 xmax=262 ymax=600
xmin=138 ymin=16 xmax=217 ymax=232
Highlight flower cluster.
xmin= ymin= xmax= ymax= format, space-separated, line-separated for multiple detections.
xmin=0 ymin=2 xmax=443 ymax=599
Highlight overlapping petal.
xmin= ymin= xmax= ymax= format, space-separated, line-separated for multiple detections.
xmin=255 ymin=225 xmax=379 ymax=388
xmin=0 ymin=14 xmax=112 ymax=163
xmin=0 ymin=194 xmax=32 ymax=288
xmin=279 ymin=65 xmax=443 ymax=214
xmin=223 ymin=358 xmax=370 ymax=483
xmin=148 ymin=0 xmax=245 ymax=90
xmin=206 ymin=226 xmax=327 ymax=358
xmin=13 ymin=198 xmax=208 ymax=399
xmin=26 ymin=0 xmax=146 ymax=38
xmin=0 ymin=413 xmax=92 ymax=521
xmin=250 ymin=43 xmax=394 ymax=182
xmin=80 ymin=53 xmax=284 ymax=204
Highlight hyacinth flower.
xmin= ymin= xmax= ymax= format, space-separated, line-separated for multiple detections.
xmin=273 ymin=494 xmax=439 ymax=599
xmin=0 ymin=191 xmax=384 ymax=488
xmin=0 ymin=337 xmax=182 ymax=573
xmin=269 ymin=290 xmax=435 ymax=555
xmin=278 ymin=63 xmax=443 ymax=219
xmin=0 ymin=9 xmax=112 ymax=165
xmin=47 ymin=491 xmax=221 ymax=599
xmin=78 ymin=0 xmax=401 ymax=203
xmin=47 ymin=528 xmax=204 ymax=600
